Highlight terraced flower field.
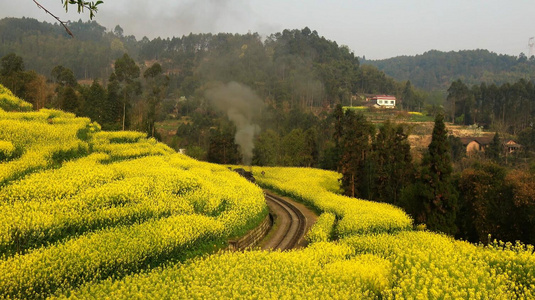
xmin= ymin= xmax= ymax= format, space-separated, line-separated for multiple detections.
xmin=1 ymin=84 xmax=534 ymax=299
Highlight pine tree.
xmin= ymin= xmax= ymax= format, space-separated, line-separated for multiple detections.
xmin=486 ymin=132 xmax=502 ymax=162
xmin=338 ymin=110 xmax=374 ymax=197
xmin=401 ymin=113 xmax=458 ymax=235
xmin=371 ymin=120 xmax=414 ymax=204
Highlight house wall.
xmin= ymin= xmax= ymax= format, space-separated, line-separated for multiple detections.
xmin=466 ymin=141 xmax=483 ymax=155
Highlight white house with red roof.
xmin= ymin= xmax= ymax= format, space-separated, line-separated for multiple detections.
xmin=369 ymin=95 xmax=396 ymax=108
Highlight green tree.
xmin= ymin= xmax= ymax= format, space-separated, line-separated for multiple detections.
xmin=338 ymin=110 xmax=374 ymax=197
xmin=103 ymin=72 xmax=123 ymax=129
xmin=252 ymin=129 xmax=281 ymax=166
xmin=142 ymin=62 xmax=169 ymax=137
xmin=302 ymin=128 xmax=319 ymax=167
xmin=457 ymin=162 xmax=535 ymax=244
xmin=113 ymin=53 xmax=140 ymax=130
xmin=51 ymin=65 xmax=77 ymax=87
xmin=60 ymin=86 xmax=79 ymax=113
xmin=486 ymin=132 xmax=502 ymax=162
xmin=80 ymin=80 xmax=106 ymax=123
xmin=401 ymin=114 xmax=458 ymax=235
xmin=401 ymin=80 xmax=415 ymax=111
xmin=0 ymin=53 xmax=26 ymax=96
xmin=325 ymin=104 xmax=344 ymax=171
xmin=447 ymin=79 xmax=471 ymax=124
xmin=0 ymin=53 xmax=24 ymax=76
xmin=281 ymin=129 xmax=306 ymax=166
xmin=207 ymin=125 xmax=241 ymax=164
xmin=370 ymin=120 xmax=414 ymax=204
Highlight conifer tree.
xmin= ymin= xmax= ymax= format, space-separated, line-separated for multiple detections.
xmin=371 ymin=120 xmax=414 ymax=204
xmin=338 ymin=110 xmax=374 ymax=197
xmin=486 ymin=132 xmax=502 ymax=162
xmin=401 ymin=113 xmax=458 ymax=235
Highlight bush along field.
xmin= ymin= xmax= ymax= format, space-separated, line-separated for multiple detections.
xmin=1 ymin=84 xmax=534 ymax=299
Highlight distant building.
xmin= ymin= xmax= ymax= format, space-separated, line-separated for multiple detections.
xmin=460 ymin=136 xmax=493 ymax=156
xmin=368 ymin=95 xmax=396 ymax=108
xmin=460 ymin=137 xmax=522 ymax=156
xmin=505 ymin=140 xmax=522 ymax=154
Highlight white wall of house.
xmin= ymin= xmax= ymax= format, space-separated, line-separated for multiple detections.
xmin=375 ymin=97 xmax=396 ymax=108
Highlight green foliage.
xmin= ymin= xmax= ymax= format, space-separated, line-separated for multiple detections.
xmin=51 ymin=65 xmax=77 ymax=87
xmin=338 ymin=110 xmax=374 ymax=197
xmin=367 ymin=49 xmax=535 ymax=91
xmin=444 ymin=78 xmax=535 ymax=134
xmin=486 ymin=132 xmax=503 ymax=162
xmin=0 ymin=18 xmax=113 ymax=78
xmin=62 ymin=0 xmax=104 ymax=20
xmin=252 ymin=129 xmax=280 ymax=166
xmin=207 ymin=125 xmax=241 ymax=165
xmin=0 ymin=53 xmax=23 ymax=76
xmin=458 ymin=162 xmax=535 ymax=244
xmin=368 ymin=120 xmax=414 ymax=205
xmin=401 ymin=114 xmax=458 ymax=235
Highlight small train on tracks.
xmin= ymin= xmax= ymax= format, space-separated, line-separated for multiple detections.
xmin=232 ymin=168 xmax=256 ymax=183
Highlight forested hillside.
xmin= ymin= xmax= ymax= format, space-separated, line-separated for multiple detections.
xmin=1 ymin=17 xmax=426 ymax=165
xmin=0 ymin=17 xmax=413 ymax=108
xmin=365 ymin=49 xmax=535 ymax=91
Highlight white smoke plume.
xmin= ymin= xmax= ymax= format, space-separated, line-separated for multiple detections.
xmin=205 ymin=82 xmax=263 ymax=165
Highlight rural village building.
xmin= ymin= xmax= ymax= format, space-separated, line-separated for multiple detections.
xmin=505 ymin=139 xmax=522 ymax=154
xmin=460 ymin=137 xmax=522 ymax=156
xmin=368 ymin=95 xmax=396 ymax=108
xmin=460 ymin=137 xmax=493 ymax=156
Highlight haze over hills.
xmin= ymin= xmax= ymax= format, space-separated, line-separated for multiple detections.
xmin=3 ymin=16 xmax=535 ymax=98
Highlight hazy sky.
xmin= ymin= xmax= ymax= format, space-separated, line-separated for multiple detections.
xmin=2 ymin=0 xmax=535 ymax=59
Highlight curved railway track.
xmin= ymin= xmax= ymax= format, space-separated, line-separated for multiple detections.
xmin=261 ymin=192 xmax=308 ymax=251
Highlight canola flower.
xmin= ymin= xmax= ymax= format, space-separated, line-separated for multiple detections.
xmin=0 ymin=95 xmax=267 ymax=299
xmin=0 ymin=110 xmax=91 ymax=186
xmin=0 ymin=84 xmax=33 ymax=112
xmin=54 ymin=243 xmax=392 ymax=300
xmin=253 ymin=166 xmax=413 ymax=236
xmin=91 ymin=131 xmax=174 ymax=161
xmin=0 ymin=151 xmax=267 ymax=298
xmin=1 ymin=83 xmax=533 ymax=299
xmin=0 ymin=140 xmax=15 ymax=161
xmin=343 ymin=230 xmax=535 ymax=299
xmin=0 ymin=154 xmax=199 ymax=256
xmin=0 ymin=214 xmax=226 ymax=299
xmin=305 ymin=212 xmax=336 ymax=243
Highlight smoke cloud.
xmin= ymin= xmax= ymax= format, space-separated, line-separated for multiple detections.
xmin=205 ymin=82 xmax=263 ymax=165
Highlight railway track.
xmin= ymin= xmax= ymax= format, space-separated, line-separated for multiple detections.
xmin=261 ymin=192 xmax=308 ymax=251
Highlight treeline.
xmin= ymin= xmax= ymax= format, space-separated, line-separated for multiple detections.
xmin=0 ymin=17 xmax=423 ymax=108
xmin=366 ymin=49 xmax=535 ymax=91
xmin=329 ymin=109 xmax=535 ymax=245
xmin=0 ymin=52 xmax=167 ymax=133
xmin=0 ymin=17 xmax=132 ymax=80
xmin=0 ymin=17 xmax=428 ymax=151
xmin=446 ymin=78 xmax=535 ymax=136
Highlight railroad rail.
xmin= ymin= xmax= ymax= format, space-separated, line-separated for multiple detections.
xmin=261 ymin=192 xmax=307 ymax=251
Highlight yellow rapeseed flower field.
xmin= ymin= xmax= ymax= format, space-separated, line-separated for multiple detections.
xmin=1 ymin=85 xmax=534 ymax=299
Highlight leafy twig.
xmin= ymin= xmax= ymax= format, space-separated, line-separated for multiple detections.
xmin=31 ymin=0 xmax=103 ymax=38
xmin=32 ymin=0 xmax=74 ymax=37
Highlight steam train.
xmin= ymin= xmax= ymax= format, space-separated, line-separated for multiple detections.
xmin=232 ymin=168 xmax=256 ymax=183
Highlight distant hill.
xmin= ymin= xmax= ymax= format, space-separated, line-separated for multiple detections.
xmin=364 ymin=49 xmax=535 ymax=91
xmin=0 ymin=17 xmax=416 ymax=109
xmin=0 ymin=17 xmax=131 ymax=80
